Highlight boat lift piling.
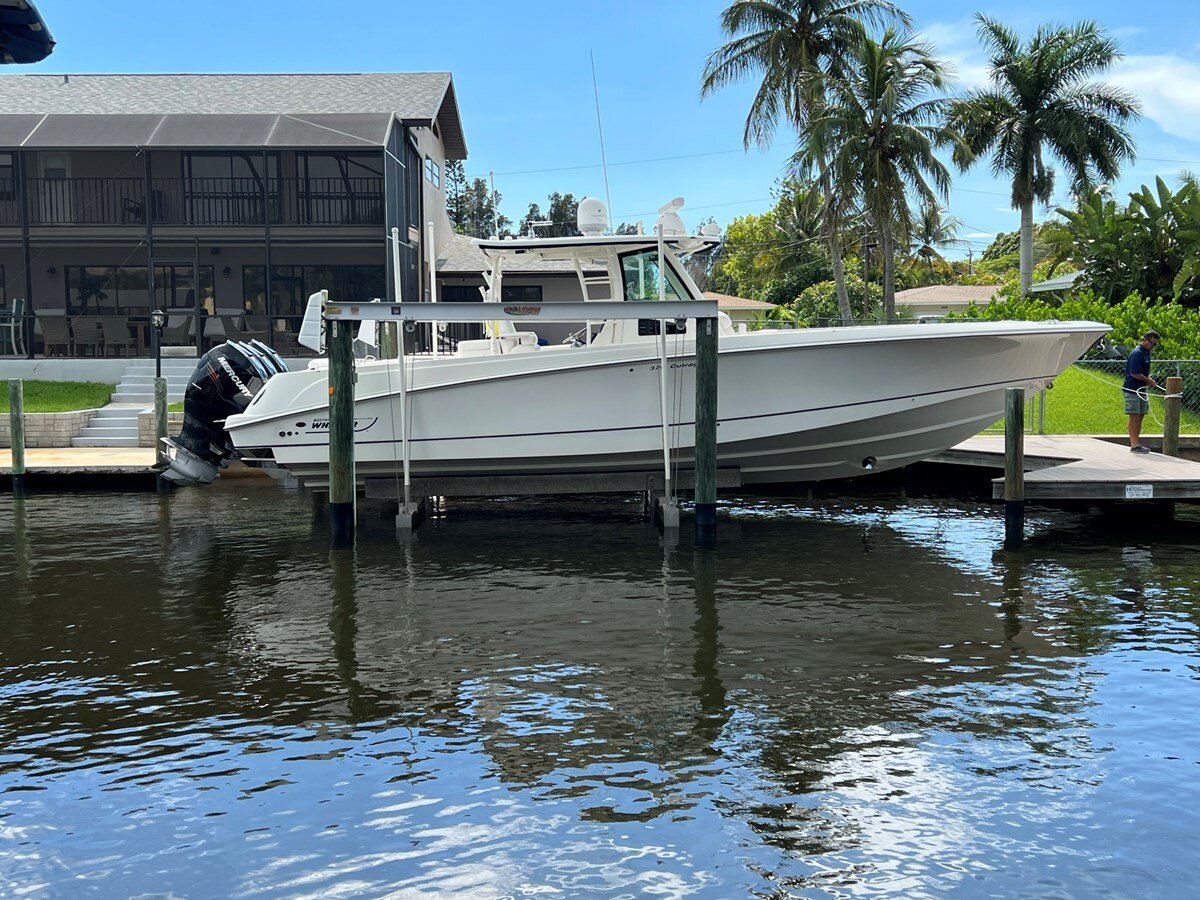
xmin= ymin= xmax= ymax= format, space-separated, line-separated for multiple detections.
xmin=8 ymin=378 xmax=25 ymax=495
xmin=322 ymin=296 xmax=722 ymax=546
xmin=1164 ymin=375 xmax=1183 ymax=458
xmin=1004 ymin=387 xmax=1025 ymax=551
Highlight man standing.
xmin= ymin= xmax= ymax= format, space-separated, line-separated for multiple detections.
xmin=1125 ymin=330 xmax=1160 ymax=453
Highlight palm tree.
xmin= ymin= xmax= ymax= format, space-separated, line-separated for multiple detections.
xmin=804 ymin=29 xmax=961 ymax=318
xmin=950 ymin=16 xmax=1140 ymax=296
xmin=700 ymin=0 xmax=908 ymax=323
xmin=908 ymin=203 xmax=964 ymax=273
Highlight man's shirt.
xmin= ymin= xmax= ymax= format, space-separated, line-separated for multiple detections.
xmin=1124 ymin=344 xmax=1152 ymax=391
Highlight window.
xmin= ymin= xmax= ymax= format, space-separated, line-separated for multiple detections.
xmin=424 ymin=156 xmax=440 ymax=189
xmin=243 ymin=264 xmax=387 ymax=319
xmin=501 ymin=285 xmax=542 ymax=302
xmin=297 ymin=152 xmax=384 ymax=224
xmin=63 ymin=265 xmax=210 ymax=315
xmin=620 ymin=249 xmax=687 ymax=303
xmin=0 ymin=153 xmax=13 ymax=201
xmin=184 ymin=152 xmax=279 ymax=225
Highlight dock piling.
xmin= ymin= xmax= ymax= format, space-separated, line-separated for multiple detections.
xmin=327 ymin=318 xmax=356 ymax=544
xmin=153 ymin=377 xmax=168 ymax=466
xmin=1163 ymin=376 xmax=1183 ymax=458
xmin=8 ymin=378 xmax=25 ymax=495
xmin=694 ymin=316 xmax=718 ymax=549
xmin=1004 ymin=387 xmax=1025 ymax=551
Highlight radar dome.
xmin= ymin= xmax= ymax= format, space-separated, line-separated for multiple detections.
xmin=656 ymin=197 xmax=687 ymax=236
xmin=577 ymin=197 xmax=607 ymax=236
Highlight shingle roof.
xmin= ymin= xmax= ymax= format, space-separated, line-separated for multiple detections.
xmin=894 ymin=284 xmax=999 ymax=305
xmin=0 ymin=73 xmax=467 ymax=156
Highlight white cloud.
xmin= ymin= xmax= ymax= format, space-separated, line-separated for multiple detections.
xmin=919 ymin=20 xmax=991 ymax=90
xmin=965 ymin=231 xmax=995 ymax=239
xmin=1112 ymin=55 xmax=1200 ymax=144
xmin=993 ymin=206 xmax=1017 ymax=212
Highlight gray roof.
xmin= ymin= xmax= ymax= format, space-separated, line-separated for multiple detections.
xmin=0 ymin=73 xmax=466 ymax=156
xmin=1030 ymin=270 xmax=1083 ymax=293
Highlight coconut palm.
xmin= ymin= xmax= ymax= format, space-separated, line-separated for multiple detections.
xmin=949 ymin=16 xmax=1139 ymax=295
xmin=700 ymin=0 xmax=909 ymax=323
xmin=803 ymin=29 xmax=961 ymax=318
xmin=908 ymin=203 xmax=964 ymax=273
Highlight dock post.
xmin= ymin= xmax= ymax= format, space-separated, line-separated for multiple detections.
xmin=379 ymin=321 xmax=398 ymax=361
xmin=1163 ymin=376 xmax=1183 ymax=458
xmin=153 ymin=376 xmax=168 ymax=465
xmin=1004 ymin=387 xmax=1025 ymax=551
xmin=8 ymin=378 xmax=25 ymax=495
xmin=694 ymin=316 xmax=719 ymax=549
xmin=327 ymin=318 xmax=356 ymax=544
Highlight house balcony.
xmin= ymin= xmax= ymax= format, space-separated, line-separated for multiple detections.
xmin=0 ymin=176 xmax=385 ymax=228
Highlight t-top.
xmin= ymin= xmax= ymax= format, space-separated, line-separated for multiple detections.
xmin=1124 ymin=344 xmax=1152 ymax=391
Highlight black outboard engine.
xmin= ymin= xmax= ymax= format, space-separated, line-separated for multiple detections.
xmin=161 ymin=340 xmax=288 ymax=485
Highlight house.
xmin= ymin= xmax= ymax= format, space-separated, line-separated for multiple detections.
xmin=893 ymin=284 xmax=999 ymax=318
xmin=702 ymin=291 xmax=775 ymax=325
xmin=0 ymin=72 xmax=465 ymax=361
xmin=1030 ymin=270 xmax=1083 ymax=295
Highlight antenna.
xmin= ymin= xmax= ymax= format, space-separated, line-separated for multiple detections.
xmin=488 ymin=169 xmax=500 ymax=238
xmin=590 ymin=49 xmax=614 ymax=233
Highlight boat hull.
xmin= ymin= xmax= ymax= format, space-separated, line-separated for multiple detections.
xmin=224 ymin=321 xmax=1108 ymax=488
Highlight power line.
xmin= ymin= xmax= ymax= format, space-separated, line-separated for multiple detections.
xmin=492 ymin=143 xmax=793 ymax=177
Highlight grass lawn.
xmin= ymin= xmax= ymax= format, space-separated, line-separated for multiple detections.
xmin=985 ymin=366 xmax=1200 ymax=434
xmin=0 ymin=380 xmax=114 ymax=413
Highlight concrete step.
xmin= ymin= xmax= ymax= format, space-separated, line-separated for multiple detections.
xmin=76 ymin=426 xmax=140 ymax=438
xmin=86 ymin=417 xmax=139 ymax=429
xmin=92 ymin=407 xmax=143 ymax=418
xmin=111 ymin=391 xmax=184 ymax=403
xmin=119 ymin=374 xmax=193 ymax=383
xmin=72 ymin=436 xmax=141 ymax=447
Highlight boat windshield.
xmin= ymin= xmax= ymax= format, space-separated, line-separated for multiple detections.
xmin=620 ymin=249 xmax=688 ymax=302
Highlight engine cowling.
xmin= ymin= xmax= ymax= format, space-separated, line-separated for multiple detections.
xmin=161 ymin=340 xmax=288 ymax=485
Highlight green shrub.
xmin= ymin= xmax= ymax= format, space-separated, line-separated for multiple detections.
xmin=791 ymin=275 xmax=883 ymax=325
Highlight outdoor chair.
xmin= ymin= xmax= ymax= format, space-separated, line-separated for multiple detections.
xmin=238 ymin=315 xmax=269 ymax=343
xmin=1 ymin=297 xmax=24 ymax=356
xmin=162 ymin=315 xmax=193 ymax=346
xmin=70 ymin=317 xmax=104 ymax=357
xmin=98 ymin=316 xmax=136 ymax=356
xmin=37 ymin=316 xmax=71 ymax=357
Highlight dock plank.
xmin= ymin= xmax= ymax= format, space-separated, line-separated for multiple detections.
xmin=935 ymin=435 xmax=1200 ymax=500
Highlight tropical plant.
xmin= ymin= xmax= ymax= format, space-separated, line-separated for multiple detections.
xmin=792 ymin=274 xmax=883 ymax=324
xmin=801 ymin=28 xmax=960 ymax=319
xmin=907 ymin=203 xmax=963 ymax=272
xmin=701 ymin=0 xmax=909 ymax=322
xmin=949 ymin=16 xmax=1140 ymax=296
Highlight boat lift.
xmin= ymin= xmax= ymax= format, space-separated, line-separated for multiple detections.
xmin=320 ymin=229 xmax=722 ymax=547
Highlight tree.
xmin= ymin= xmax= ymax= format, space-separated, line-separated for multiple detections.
xmin=806 ymin=29 xmax=959 ymax=318
xmin=701 ymin=0 xmax=909 ymax=323
xmin=518 ymin=192 xmax=582 ymax=238
xmin=907 ymin=203 xmax=963 ymax=272
xmin=444 ymin=160 xmax=469 ymax=234
xmin=949 ymin=16 xmax=1140 ymax=295
xmin=456 ymin=177 xmax=511 ymax=239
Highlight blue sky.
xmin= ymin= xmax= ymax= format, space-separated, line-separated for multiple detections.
xmin=21 ymin=0 xmax=1200 ymax=259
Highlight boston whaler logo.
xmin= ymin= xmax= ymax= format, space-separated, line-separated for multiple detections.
xmin=503 ymin=305 xmax=542 ymax=317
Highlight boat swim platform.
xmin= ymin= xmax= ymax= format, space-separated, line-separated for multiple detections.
xmin=932 ymin=435 xmax=1200 ymax=501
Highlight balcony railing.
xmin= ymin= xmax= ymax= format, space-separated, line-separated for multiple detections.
xmin=14 ymin=176 xmax=385 ymax=227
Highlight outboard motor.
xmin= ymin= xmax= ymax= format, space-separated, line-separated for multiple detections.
xmin=161 ymin=339 xmax=288 ymax=485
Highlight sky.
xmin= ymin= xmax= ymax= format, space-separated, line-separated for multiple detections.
xmin=17 ymin=0 xmax=1200 ymax=261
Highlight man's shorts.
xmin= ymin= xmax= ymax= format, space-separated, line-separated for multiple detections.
xmin=1125 ymin=391 xmax=1149 ymax=415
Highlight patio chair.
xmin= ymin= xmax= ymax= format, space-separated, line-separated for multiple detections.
xmin=38 ymin=316 xmax=72 ymax=357
xmin=98 ymin=316 xmax=136 ymax=356
xmin=1 ymin=297 xmax=24 ymax=356
xmin=162 ymin=314 xmax=193 ymax=346
xmin=238 ymin=315 xmax=269 ymax=343
xmin=70 ymin=317 xmax=104 ymax=357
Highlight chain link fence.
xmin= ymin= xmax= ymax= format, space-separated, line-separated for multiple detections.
xmin=982 ymin=359 xmax=1200 ymax=435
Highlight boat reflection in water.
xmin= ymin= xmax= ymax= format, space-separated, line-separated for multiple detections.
xmin=1 ymin=486 xmax=1198 ymax=895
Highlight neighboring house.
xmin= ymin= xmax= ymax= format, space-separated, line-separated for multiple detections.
xmin=0 ymin=72 xmax=466 ymax=358
xmin=702 ymin=291 xmax=774 ymax=325
xmin=893 ymin=284 xmax=999 ymax=317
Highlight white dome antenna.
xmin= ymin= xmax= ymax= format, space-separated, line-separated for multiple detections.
xmin=577 ymin=196 xmax=608 ymax=237
xmin=700 ymin=222 xmax=721 ymax=238
xmin=656 ymin=197 xmax=686 ymax=236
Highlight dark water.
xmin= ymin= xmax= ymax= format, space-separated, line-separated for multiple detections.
xmin=1 ymin=484 xmax=1198 ymax=898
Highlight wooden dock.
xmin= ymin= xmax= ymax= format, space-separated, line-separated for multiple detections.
xmin=933 ymin=435 xmax=1200 ymax=500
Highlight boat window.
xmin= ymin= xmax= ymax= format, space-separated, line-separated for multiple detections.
xmin=620 ymin=249 xmax=688 ymax=302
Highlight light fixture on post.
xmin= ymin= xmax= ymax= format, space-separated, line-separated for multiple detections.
xmin=222 ymin=266 xmax=231 ymax=278
xmin=150 ymin=307 xmax=166 ymax=379
xmin=45 ymin=266 xmax=56 ymax=279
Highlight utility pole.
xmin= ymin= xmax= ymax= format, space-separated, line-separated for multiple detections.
xmin=967 ymin=247 xmax=974 ymax=276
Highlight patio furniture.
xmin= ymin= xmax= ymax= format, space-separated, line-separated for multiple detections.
xmin=238 ymin=315 xmax=269 ymax=342
xmin=1 ymin=297 xmax=24 ymax=356
xmin=70 ymin=317 xmax=104 ymax=357
xmin=98 ymin=316 xmax=136 ymax=356
xmin=162 ymin=314 xmax=193 ymax=346
xmin=38 ymin=315 xmax=72 ymax=357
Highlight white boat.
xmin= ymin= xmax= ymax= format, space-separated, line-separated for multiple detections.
xmin=163 ymin=203 xmax=1108 ymax=489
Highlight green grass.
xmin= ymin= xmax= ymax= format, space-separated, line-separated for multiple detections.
xmin=168 ymin=402 xmax=184 ymax=412
xmin=985 ymin=366 xmax=1200 ymax=434
xmin=0 ymin=380 xmax=114 ymax=413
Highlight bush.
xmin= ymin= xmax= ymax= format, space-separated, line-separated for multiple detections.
xmin=792 ymin=275 xmax=883 ymax=325
xmin=760 ymin=252 xmax=833 ymax=307
xmin=949 ymin=289 xmax=1200 ymax=358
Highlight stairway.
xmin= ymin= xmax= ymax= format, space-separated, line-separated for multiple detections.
xmin=72 ymin=359 xmax=198 ymax=448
